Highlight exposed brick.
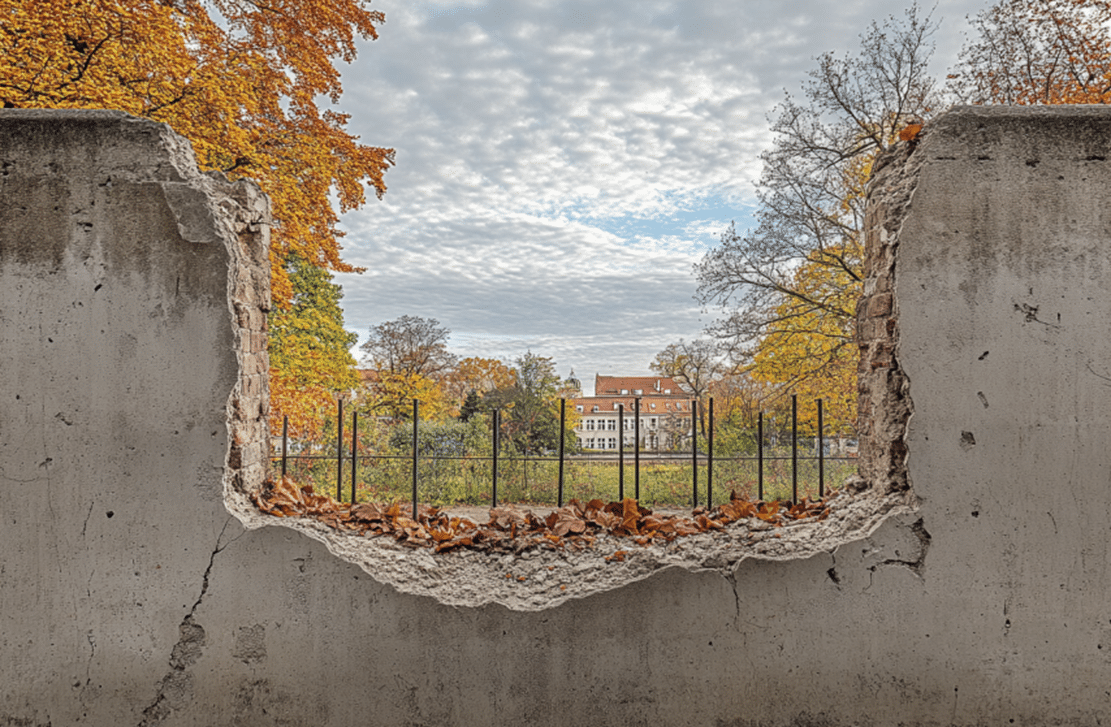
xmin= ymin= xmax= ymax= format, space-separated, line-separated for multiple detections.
xmin=855 ymin=141 xmax=921 ymax=495
xmin=867 ymin=293 xmax=892 ymax=318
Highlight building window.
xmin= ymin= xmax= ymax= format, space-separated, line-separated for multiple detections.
xmin=650 ymin=417 xmax=657 ymax=429
xmin=608 ymin=437 xmax=617 ymax=449
xmin=586 ymin=420 xmax=595 ymax=431
xmin=607 ymin=419 xmax=616 ymax=431
xmin=587 ymin=438 xmax=595 ymax=449
xmin=650 ymin=402 xmax=656 ymax=410
xmin=576 ymin=405 xmax=583 ymax=413
xmin=592 ymin=405 xmax=599 ymax=412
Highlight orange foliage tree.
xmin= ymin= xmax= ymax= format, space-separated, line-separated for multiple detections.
xmin=697 ymin=6 xmax=937 ymax=427
xmin=2 ymin=0 xmax=394 ymax=435
xmin=952 ymin=0 xmax=1111 ymax=105
xmin=444 ymin=357 xmax=517 ymax=417
xmin=748 ymin=249 xmax=859 ymax=437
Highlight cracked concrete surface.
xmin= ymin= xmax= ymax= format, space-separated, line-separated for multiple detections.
xmin=5 ymin=107 xmax=1111 ymax=725
xmin=139 ymin=518 xmax=239 ymax=726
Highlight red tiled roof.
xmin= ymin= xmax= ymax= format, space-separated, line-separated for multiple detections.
xmin=594 ymin=374 xmax=687 ymax=397
xmin=570 ymin=396 xmax=691 ymax=414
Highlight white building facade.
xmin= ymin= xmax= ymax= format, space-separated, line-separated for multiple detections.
xmin=571 ymin=375 xmax=693 ymax=452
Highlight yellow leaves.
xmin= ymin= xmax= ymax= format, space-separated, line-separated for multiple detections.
xmin=363 ymin=370 xmax=455 ymax=423
xmin=1 ymin=0 xmax=394 ymax=305
xmin=268 ymin=257 xmax=359 ymax=440
xmin=749 ymin=244 xmax=860 ymax=435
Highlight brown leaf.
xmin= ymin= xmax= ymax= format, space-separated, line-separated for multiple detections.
xmin=899 ymin=122 xmax=922 ymax=142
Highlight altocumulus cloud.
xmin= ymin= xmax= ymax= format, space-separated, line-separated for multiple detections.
xmin=332 ymin=0 xmax=987 ymax=391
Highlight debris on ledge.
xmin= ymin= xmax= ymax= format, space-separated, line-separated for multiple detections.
xmin=239 ymin=477 xmax=912 ymax=611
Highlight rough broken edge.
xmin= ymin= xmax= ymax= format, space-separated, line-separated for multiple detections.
xmin=200 ymin=116 xmax=927 ymax=612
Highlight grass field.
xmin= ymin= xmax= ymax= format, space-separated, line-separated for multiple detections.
xmin=275 ymin=451 xmax=857 ymax=509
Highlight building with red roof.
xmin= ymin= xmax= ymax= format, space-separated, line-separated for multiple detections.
xmin=570 ymin=374 xmax=693 ymax=452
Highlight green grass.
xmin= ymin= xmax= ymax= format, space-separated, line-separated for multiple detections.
xmin=275 ymin=452 xmax=857 ymax=509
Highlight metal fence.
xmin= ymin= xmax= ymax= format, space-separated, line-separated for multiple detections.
xmin=272 ymin=395 xmax=857 ymax=517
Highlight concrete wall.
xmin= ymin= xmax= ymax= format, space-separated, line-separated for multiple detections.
xmin=3 ymin=106 xmax=1111 ymax=726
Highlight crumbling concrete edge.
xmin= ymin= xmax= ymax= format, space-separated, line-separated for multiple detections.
xmin=142 ymin=110 xmax=933 ymax=613
xmin=223 ymin=489 xmax=916 ymax=612
xmin=856 ymin=131 xmax=927 ymax=499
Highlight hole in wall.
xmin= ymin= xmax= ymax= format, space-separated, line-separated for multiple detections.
xmin=220 ymin=124 xmax=922 ymax=612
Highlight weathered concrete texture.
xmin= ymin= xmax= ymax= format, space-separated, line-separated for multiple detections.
xmin=0 ymin=110 xmax=270 ymax=727
xmin=5 ymin=106 xmax=1111 ymax=726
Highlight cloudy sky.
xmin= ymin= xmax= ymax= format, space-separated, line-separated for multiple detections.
xmin=332 ymin=0 xmax=988 ymax=395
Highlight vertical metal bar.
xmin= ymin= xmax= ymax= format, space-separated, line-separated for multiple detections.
xmin=492 ymin=409 xmax=499 ymax=509
xmin=350 ymin=412 xmax=358 ymax=504
xmin=818 ymin=399 xmax=825 ymax=499
xmin=791 ymin=393 xmax=798 ymax=504
xmin=336 ymin=398 xmax=344 ymax=502
xmin=412 ymin=399 xmax=419 ymax=520
xmin=634 ymin=398 xmax=641 ymax=501
xmin=758 ymin=411 xmax=764 ymax=502
xmin=281 ymin=415 xmax=288 ymax=478
xmin=558 ymin=398 xmax=566 ymax=508
xmin=618 ymin=404 xmax=625 ymax=501
xmin=691 ymin=399 xmax=698 ymax=508
xmin=708 ymin=397 xmax=714 ymax=508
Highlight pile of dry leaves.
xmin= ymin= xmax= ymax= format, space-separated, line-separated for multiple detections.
xmin=252 ymin=476 xmax=836 ymax=554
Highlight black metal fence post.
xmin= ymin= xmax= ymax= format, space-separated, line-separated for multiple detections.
xmin=634 ymin=398 xmax=641 ymax=501
xmin=758 ymin=411 xmax=764 ymax=502
xmin=492 ymin=409 xmax=499 ymax=508
xmin=350 ymin=412 xmax=358 ymax=504
xmin=411 ymin=399 xmax=419 ymax=519
xmin=708 ymin=397 xmax=714 ymax=508
xmin=818 ymin=398 xmax=825 ymax=499
xmin=336 ymin=398 xmax=344 ymax=501
xmin=691 ymin=399 xmax=698 ymax=508
xmin=558 ymin=398 xmax=566 ymax=508
xmin=791 ymin=393 xmax=798 ymax=504
xmin=618 ymin=404 xmax=625 ymax=501
xmin=281 ymin=415 xmax=288 ymax=478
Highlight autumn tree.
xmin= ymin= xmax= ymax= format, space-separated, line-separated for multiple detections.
xmin=710 ymin=374 xmax=775 ymax=431
xmin=745 ymin=250 xmax=859 ymax=436
xmin=445 ymin=357 xmax=516 ymax=417
xmin=268 ymin=256 xmax=359 ymax=440
xmin=359 ymin=316 xmax=457 ymax=420
xmin=2 ymin=1 xmax=394 ymax=299
xmin=650 ymin=339 xmax=726 ymax=434
xmin=708 ymin=373 xmax=790 ymax=455
xmin=696 ymin=4 xmax=939 ymax=402
xmin=951 ymin=0 xmax=1111 ymax=105
xmin=501 ymin=352 xmax=568 ymax=455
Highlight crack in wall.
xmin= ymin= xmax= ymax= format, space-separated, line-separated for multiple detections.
xmin=136 ymin=518 xmax=235 ymax=727
xmin=869 ymin=518 xmax=931 ymax=578
xmin=826 ymin=550 xmax=841 ymax=586
xmin=725 ymin=571 xmax=741 ymax=626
